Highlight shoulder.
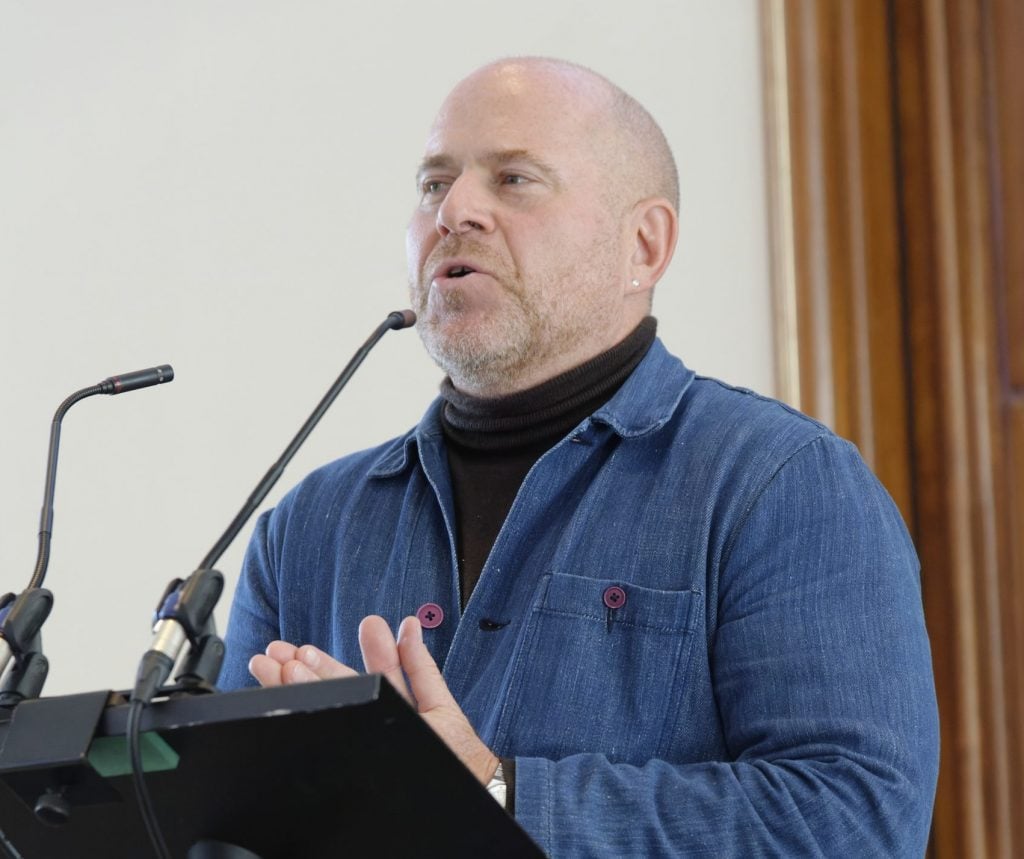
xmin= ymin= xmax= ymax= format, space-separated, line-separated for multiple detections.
xmin=680 ymin=374 xmax=913 ymax=550
xmin=603 ymin=338 xmax=833 ymax=461
xmin=266 ymin=421 xmax=423 ymax=529
xmin=680 ymin=373 xmax=832 ymax=452
xmin=599 ymin=340 xmax=860 ymax=500
xmin=658 ymin=368 xmax=848 ymax=485
xmin=652 ymin=367 xmax=894 ymax=536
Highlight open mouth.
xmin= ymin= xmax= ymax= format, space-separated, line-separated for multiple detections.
xmin=447 ymin=265 xmax=476 ymax=278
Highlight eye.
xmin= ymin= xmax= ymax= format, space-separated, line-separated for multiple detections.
xmin=501 ymin=173 xmax=530 ymax=186
xmin=419 ymin=178 xmax=450 ymax=198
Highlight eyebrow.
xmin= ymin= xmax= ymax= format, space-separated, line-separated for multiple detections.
xmin=415 ymin=149 xmax=564 ymax=186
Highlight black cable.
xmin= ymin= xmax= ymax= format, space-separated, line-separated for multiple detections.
xmin=128 ymin=699 xmax=172 ymax=859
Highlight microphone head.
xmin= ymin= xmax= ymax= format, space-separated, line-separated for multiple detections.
xmin=102 ymin=365 xmax=174 ymax=395
xmin=387 ymin=310 xmax=417 ymax=330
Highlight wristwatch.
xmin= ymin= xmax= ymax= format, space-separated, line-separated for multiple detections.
xmin=486 ymin=761 xmax=507 ymax=809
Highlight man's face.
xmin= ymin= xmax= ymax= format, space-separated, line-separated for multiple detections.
xmin=406 ymin=64 xmax=635 ymax=396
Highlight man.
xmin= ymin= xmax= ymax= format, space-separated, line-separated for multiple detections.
xmin=221 ymin=58 xmax=939 ymax=856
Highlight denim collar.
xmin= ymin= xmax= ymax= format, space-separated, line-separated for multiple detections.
xmin=367 ymin=338 xmax=694 ymax=478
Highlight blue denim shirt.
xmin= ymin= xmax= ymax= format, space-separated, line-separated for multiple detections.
xmin=222 ymin=339 xmax=939 ymax=857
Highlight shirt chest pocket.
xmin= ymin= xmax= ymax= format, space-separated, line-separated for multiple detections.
xmin=493 ymin=573 xmax=702 ymax=764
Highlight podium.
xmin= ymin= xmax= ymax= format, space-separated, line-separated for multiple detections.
xmin=0 ymin=676 xmax=544 ymax=857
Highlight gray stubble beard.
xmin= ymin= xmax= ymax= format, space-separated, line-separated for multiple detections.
xmin=412 ymin=280 xmax=545 ymax=393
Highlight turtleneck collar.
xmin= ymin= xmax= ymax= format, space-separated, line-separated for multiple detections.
xmin=440 ymin=317 xmax=657 ymax=451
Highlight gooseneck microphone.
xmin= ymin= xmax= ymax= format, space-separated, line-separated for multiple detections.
xmin=0 ymin=365 xmax=174 ymax=705
xmin=131 ymin=311 xmax=417 ymax=706
xmin=127 ymin=312 xmax=414 ymax=859
xmin=31 ymin=365 xmax=175 ymax=589
xmin=200 ymin=310 xmax=414 ymax=573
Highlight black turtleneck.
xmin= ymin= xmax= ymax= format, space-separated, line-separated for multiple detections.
xmin=440 ymin=317 xmax=657 ymax=607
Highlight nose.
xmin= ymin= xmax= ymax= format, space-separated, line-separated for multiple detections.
xmin=436 ymin=174 xmax=493 ymax=237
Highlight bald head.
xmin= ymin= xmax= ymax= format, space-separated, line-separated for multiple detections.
xmin=437 ymin=57 xmax=679 ymax=214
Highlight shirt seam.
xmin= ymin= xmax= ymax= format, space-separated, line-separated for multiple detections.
xmin=718 ymin=432 xmax=833 ymax=574
xmin=536 ymin=606 xmax=697 ymax=633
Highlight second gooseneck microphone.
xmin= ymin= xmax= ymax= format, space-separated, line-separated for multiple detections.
xmin=0 ymin=365 xmax=174 ymax=704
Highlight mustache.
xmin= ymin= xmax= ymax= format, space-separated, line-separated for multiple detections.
xmin=422 ymin=237 xmax=513 ymax=281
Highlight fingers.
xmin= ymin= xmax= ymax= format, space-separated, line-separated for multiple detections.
xmin=358 ymin=615 xmax=411 ymax=702
xmin=396 ymin=616 xmax=458 ymax=713
xmin=248 ymin=640 xmax=358 ymax=687
xmin=290 ymin=644 xmax=359 ymax=682
xmin=249 ymin=640 xmax=302 ymax=686
xmin=265 ymin=640 xmax=299 ymax=664
xmin=247 ymin=617 xmax=443 ymax=702
xmin=249 ymin=653 xmax=287 ymax=687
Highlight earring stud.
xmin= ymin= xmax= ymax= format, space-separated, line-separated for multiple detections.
xmin=631 ymin=279 xmax=640 ymax=287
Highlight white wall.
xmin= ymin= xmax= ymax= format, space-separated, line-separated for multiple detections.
xmin=0 ymin=1 xmax=774 ymax=696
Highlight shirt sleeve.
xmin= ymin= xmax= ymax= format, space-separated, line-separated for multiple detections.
xmin=219 ymin=508 xmax=280 ymax=691
xmin=511 ymin=436 xmax=940 ymax=857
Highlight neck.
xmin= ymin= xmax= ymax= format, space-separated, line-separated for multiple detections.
xmin=448 ymin=315 xmax=650 ymax=398
xmin=440 ymin=317 xmax=658 ymax=449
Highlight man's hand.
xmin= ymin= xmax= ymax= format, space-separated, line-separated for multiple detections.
xmin=249 ymin=615 xmax=500 ymax=786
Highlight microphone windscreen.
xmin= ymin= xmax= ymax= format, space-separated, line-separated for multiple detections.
xmin=103 ymin=365 xmax=174 ymax=394
xmin=388 ymin=310 xmax=417 ymax=330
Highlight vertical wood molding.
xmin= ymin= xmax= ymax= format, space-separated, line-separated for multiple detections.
xmin=949 ymin=0 xmax=1012 ymax=850
xmin=761 ymin=0 xmax=802 ymax=410
xmin=991 ymin=0 xmax=1024 ymax=390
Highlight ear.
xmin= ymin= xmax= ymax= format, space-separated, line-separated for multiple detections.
xmin=626 ymin=198 xmax=678 ymax=297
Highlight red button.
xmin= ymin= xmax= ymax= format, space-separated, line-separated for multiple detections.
xmin=416 ymin=603 xmax=444 ymax=629
xmin=602 ymin=586 xmax=626 ymax=609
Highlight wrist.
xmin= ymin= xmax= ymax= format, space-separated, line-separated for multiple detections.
xmin=477 ymin=750 xmax=499 ymax=785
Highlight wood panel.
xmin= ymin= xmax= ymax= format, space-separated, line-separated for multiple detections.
xmin=910 ymin=0 xmax=1024 ymax=854
xmin=991 ymin=0 xmax=1024 ymax=390
xmin=763 ymin=0 xmax=1024 ymax=855
xmin=989 ymin=0 xmax=1024 ymax=851
xmin=920 ymin=2 xmax=1012 ymax=853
